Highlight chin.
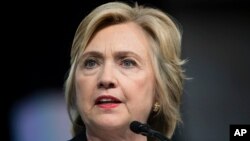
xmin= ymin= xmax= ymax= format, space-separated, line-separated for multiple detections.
xmin=94 ymin=116 xmax=129 ymax=129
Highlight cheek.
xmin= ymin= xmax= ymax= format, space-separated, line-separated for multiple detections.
xmin=130 ymin=71 xmax=155 ymax=99
xmin=75 ymin=72 xmax=96 ymax=112
xmin=124 ymin=72 xmax=155 ymax=120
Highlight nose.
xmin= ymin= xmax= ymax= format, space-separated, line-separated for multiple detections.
xmin=97 ymin=63 xmax=117 ymax=89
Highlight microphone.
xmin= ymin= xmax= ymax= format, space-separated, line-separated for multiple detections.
xmin=130 ymin=121 xmax=171 ymax=141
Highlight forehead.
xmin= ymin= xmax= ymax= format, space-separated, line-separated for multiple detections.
xmin=84 ymin=22 xmax=151 ymax=54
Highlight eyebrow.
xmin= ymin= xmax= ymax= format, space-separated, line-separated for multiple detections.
xmin=77 ymin=51 xmax=102 ymax=64
xmin=114 ymin=51 xmax=141 ymax=59
xmin=81 ymin=51 xmax=103 ymax=59
xmin=79 ymin=50 xmax=143 ymax=62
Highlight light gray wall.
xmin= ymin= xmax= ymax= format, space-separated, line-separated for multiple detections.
xmin=173 ymin=6 xmax=250 ymax=141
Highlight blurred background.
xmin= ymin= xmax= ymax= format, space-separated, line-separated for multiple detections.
xmin=5 ymin=0 xmax=250 ymax=141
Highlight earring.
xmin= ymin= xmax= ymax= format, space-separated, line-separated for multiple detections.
xmin=153 ymin=102 xmax=160 ymax=112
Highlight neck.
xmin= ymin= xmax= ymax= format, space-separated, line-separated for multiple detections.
xmin=86 ymin=127 xmax=147 ymax=141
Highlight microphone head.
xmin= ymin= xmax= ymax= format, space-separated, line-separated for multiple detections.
xmin=130 ymin=121 xmax=143 ymax=134
xmin=130 ymin=121 xmax=171 ymax=141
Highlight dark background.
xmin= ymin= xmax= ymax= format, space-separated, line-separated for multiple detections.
xmin=5 ymin=0 xmax=250 ymax=141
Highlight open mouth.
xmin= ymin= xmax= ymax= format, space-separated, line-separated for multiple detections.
xmin=95 ymin=95 xmax=122 ymax=105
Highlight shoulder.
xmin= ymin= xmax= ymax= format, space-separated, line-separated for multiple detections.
xmin=68 ymin=132 xmax=87 ymax=141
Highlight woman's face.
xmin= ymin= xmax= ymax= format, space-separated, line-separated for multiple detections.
xmin=75 ymin=22 xmax=155 ymax=130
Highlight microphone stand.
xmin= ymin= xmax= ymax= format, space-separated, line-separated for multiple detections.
xmin=143 ymin=129 xmax=171 ymax=141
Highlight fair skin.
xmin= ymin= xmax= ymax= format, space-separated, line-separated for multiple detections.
xmin=75 ymin=22 xmax=155 ymax=141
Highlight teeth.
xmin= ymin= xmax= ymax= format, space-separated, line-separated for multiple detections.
xmin=99 ymin=98 xmax=113 ymax=102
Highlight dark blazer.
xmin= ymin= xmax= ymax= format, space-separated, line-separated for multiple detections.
xmin=68 ymin=132 xmax=87 ymax=141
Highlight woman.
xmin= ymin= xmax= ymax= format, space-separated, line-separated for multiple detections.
xmin=64 ymin=1 xmax=186 ymax=141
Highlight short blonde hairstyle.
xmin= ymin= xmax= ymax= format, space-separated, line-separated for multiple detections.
xmin=64 ymin=1 xmax=185 ymax=139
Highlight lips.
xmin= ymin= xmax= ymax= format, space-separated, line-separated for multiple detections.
xmin=95 ymin=95 xmax=122 ymax=105
xmin=95 ymin=96 xmax=121 ymax=105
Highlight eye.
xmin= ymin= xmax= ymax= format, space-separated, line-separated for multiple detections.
xmin=121 ymin=58 xmax=137 ymax=68
xmin=83 ymin=58 xmax=99 ymax=69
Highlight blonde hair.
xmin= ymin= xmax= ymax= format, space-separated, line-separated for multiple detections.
xmin=64 ymin=1 xmax=185 ymax=139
